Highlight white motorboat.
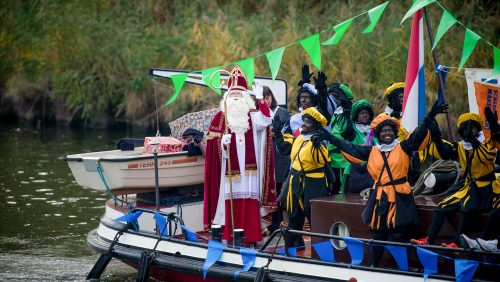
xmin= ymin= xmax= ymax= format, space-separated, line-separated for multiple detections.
xmin=66 ymin=147 xmax=205 ymax=195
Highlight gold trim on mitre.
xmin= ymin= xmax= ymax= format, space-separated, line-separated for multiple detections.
xmin=384 ymin=82 xmax=405 ymax=97
xmin=457 ymin=113 xmax=484 ymax=129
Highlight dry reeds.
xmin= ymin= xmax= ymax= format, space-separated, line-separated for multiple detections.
xmin=0 ymin=0 xmax=498 ymax=128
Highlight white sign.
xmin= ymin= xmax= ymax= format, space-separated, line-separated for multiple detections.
xmin=465 ymin=68 xmax=499 ymax=113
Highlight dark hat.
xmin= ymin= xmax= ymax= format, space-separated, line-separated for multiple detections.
xmin=182 ymin=128 xmax=204 ymax=138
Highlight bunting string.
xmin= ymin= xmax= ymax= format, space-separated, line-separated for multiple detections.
xmin=162 ymin=0 xmax=499 ymax=106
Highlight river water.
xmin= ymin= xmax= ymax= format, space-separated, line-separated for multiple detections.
xmin=0 ymin=123 xmax=146 ymax=281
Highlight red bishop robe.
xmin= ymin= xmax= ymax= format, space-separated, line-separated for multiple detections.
xmin=203 ymin=100 xmax=276 ymax=243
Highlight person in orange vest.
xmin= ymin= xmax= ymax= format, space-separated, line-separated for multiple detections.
xmin=312 ymin=101 xmax=447 ymax=265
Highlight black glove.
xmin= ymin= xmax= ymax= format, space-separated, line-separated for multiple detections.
xmin=298 ymin=64 xmax=313 ymax=86
xmin=484 ymin=107 xmax=500 ymax=141
xmin=314 ymin=71 xmax=328 ymax=93
xmin=427 ymin=101 xmax=449 ymax=121
xmin=311 ymin=128 xmax=335 ymax=144
xmin=271 ymin=117 xmax=283 ymax=135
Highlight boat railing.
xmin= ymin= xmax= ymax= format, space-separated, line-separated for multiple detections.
xmin=260 ymin=227 xmax=499 ymax=278
xmin=131 ymin=207 xmax=187 ymax=238
xmin=266 ymin=228 xmax=496 ymax=256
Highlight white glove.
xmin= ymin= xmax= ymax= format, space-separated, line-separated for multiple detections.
xmin=221 ymin=134 xmax=232 ymax=145
xmin=252 ymin=83 xmax=264 ymax=100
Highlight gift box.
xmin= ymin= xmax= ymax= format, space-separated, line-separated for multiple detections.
xmin=143 ymin=136 xmax=187 ymax=154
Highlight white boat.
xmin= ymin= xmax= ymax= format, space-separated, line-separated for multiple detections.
xmin=66 ymin=147 xmax=205 ymax=195
xmin=85 ymin=197 xmax=495 ymax=282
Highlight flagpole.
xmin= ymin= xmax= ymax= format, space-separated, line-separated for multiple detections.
xmin=423 ymin=7 xmax=455 ymax=141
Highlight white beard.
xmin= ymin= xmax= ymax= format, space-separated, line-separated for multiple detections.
xmin=220 ymin=91 xmax=256 ymax=135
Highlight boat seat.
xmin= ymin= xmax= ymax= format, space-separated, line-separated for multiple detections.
xmin=116 ymin=138 xmax=145 ymax=150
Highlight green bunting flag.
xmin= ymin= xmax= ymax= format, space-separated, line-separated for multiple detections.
xmin=492 ymin=46 xmax=500 ymax=77
xmin=236 ymin=58 xmax=255 ymax=86
xmin=165 ymin=73 xmax=188 ymax=106
xmin=266 ymin=47 xmax=285 ymax=82
xmin=323 ymin=18 xmax=353 ymax=45
xmin=458 ymin=28 xmax=481 ymax=71
xmin=300 ymin=33 xmax=321 ymax=69
xmin=401 ymin=0 xmax=435 ymax=24
xmin=362 ymin=1 xmax=389 ymax=33
xmin=202 ymin=67 xmax=221 ymax=95
xmin=432 ymin=9 xmax=457 ymax=50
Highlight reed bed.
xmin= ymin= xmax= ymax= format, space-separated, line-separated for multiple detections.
xmin=0 ymin=0 xmax=498 ymax=131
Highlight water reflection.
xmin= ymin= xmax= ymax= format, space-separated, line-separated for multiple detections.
xmin=0 ymin=123 xmax=146 ymax=280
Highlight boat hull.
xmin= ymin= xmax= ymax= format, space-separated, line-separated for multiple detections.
xmin=86 ymin=210 xmax=458 ymax=282
xmin=66 ymin=147 xmax=204 ymax=195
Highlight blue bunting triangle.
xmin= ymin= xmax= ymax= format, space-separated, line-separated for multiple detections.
xmin=384 ymin=245 xmax=408 ymax=271
xmin=114 ymin=211 xmax=143 ymax=223
xmin=312 ymin=241 xmax=334 ymax=262
xmin=234 ymin=247 xmax=258 ymax=279
xmin=202 ymin=240 xmax=225 ymax=279
xmin=416 ymin=247 xmax=438 ymax=281
xmin=277 ymin=247 xmax=297 ymax=257
xmin=154 ymin=211 xmax=169 ymax=236
xmin=180 ymin=225 xmax=198 ymax=242
xmin=455 ymin=259 xmax=479 ymax=282
xmin=344 ymin=237 xmax=364 ymax=266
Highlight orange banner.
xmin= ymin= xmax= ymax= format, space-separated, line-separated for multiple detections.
xmin=474 ymin=82 xmax=500 ymax=139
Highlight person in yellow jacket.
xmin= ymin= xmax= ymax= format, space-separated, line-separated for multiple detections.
xmin=273 ymin=107 xmax=332 ymax=248
xmin=412 ymin=111 xmax=500 ymax=248
xmin=378 ymin=82 xmax=409 ymax=141
xmin=312 ymin=101 xmax=447 ymax=265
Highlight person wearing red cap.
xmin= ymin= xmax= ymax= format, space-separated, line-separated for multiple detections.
xmin=203 ymin=65 xmax=277 ymax=245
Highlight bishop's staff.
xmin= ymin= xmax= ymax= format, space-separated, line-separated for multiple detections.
xmin=209 ymin=70 xmax=236 ymax=239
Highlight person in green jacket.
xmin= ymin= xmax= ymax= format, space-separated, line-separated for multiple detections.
xmin=327 ymin=83 xmax=354 ymax=195
xmin=343 ymin=99 xmax=375 ymax=193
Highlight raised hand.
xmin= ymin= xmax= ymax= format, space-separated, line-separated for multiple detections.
xmin=427 ymin=101 xmax=449 ymax=120
xmin=298 ymin=64 xmax=313 ymax=86
xmin=252 ymin=82 xmax=264 ymax=100
xmin=485 ymin=106 xmax=500 ymax=142
xmin=314 ymin=71 xmax=328 ymax=93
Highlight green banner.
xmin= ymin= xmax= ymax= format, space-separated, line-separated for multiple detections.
xmin=362 ymin=1 xmax=389 ymax=33
xmin=165 ymin=73 xmax=189 ymax=106
xmin=236 ymin=58 xmax=255 ymax=87
xmin=493 ymin=46 xmax=500 ymax=77
xmin=432 ymin=9 xmax=457 ymax=50
xmin=266 ymin=47 xmax=285 ymax=82
xmin=202 ymin=66 xmax=221 ymax=95
xmin=323 ymin=18 xmax=353 ymax=45
xmin=458 ymin=28 xmax=481 ymax=70
xmin=300 ymin=33 xmax=321 ymax=69
xmin=401 ymin=0 xmax=435 ymax=24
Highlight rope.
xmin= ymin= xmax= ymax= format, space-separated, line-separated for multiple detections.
xmin=412 ymin=160 xmax=460 ymax=196
xmin=96 ymin=164 xmax=127 ymax=215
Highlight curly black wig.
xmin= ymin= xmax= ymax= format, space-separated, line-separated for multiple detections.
xmin=295 ymin=87 xmax=319 ymax=109
xmin=374 ymin=119 xmax=399 ymax=140
xmin=458 ymin=120 xmax=482 ymax=139
xmin=387 ymin=88 xmax=404 ymax=112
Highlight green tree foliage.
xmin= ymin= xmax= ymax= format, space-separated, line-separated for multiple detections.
xmin=0 ymin=0 xmax=498 ymax=127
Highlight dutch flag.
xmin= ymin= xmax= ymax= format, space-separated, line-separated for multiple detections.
xmin=402 ymin=9 xmax=426 ymax=132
